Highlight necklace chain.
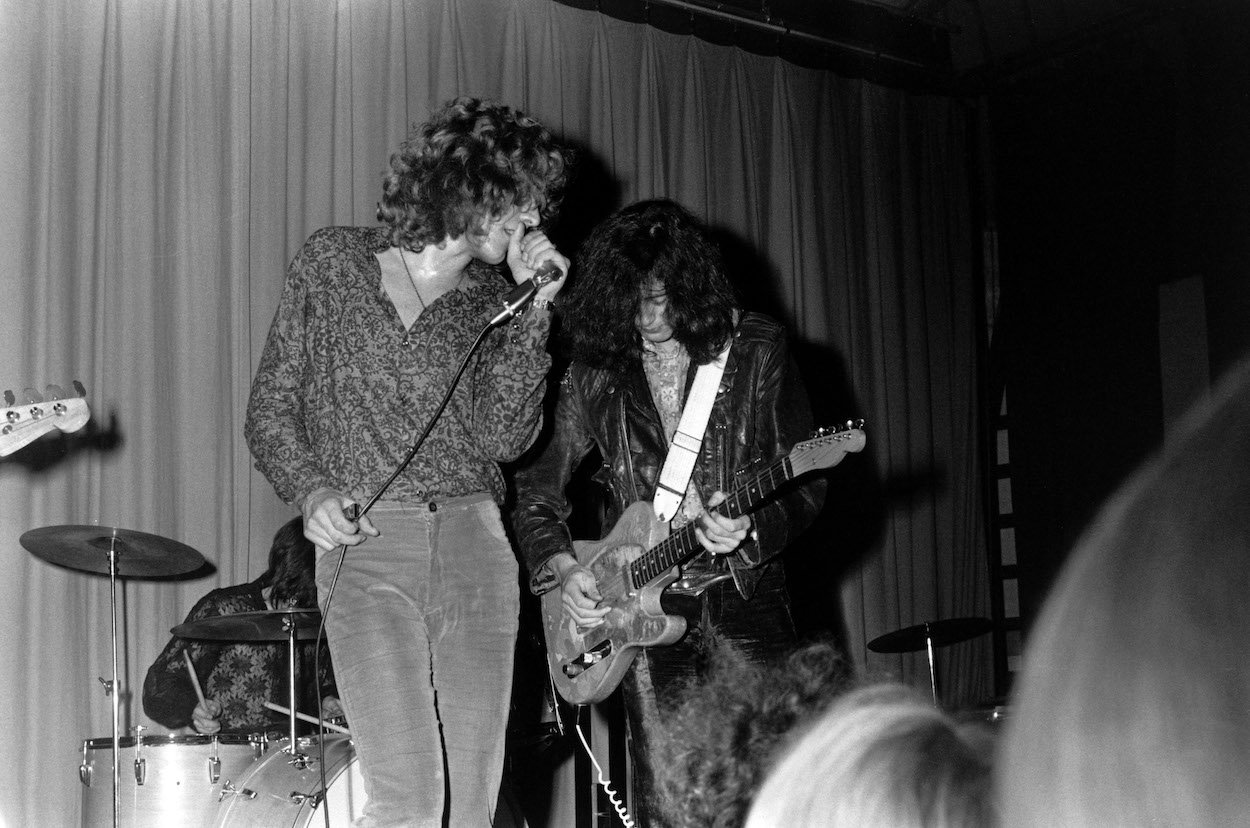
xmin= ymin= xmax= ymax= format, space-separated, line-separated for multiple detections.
xmin=398 ymin=248 xmax=428 ymax=311
xmin=398 ymin=248 xmax=467 ymax=311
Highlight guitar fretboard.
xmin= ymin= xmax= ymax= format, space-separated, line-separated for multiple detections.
xmin=628 ymin=455 xmax=795 ymax=587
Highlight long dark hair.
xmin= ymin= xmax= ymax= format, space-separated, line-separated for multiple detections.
xmin=261 ymin=517 xmax=316 ymax=608
xmin=559 ymin=199 xmax=737 ymax=372
xmin=377 ymin=97 xmax=570 ymax=252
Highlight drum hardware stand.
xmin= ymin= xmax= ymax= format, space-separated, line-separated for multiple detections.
xmin=866 ymin=617 xmax=994 ymax=708
xmin=924 ymin=623 xmax=938 ymax=706
xmin=104 ymin=531 xmax=122 ymax=828
xmin=18 ymin=523 xmax=205 ymax=828
xmin=281 ymin=613 xmax=310 ymax=767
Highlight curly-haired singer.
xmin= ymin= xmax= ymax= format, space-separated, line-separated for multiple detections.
xmin=246 ymin=97 xmax=571 ymax=827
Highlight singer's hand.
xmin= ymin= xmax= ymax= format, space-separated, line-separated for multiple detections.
xmin=507 ymin=225 xmax=568 ymax=300
xmin=301 ymin=487 xmax=380 ymax=553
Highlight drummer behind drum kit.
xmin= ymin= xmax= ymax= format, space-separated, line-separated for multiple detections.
xmin=10 ymin=384 xmax=366 ymax=827
xmin=22 ymin=527 xmax=367 ymax=828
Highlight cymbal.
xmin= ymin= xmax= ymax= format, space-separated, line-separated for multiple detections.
xmin=172 ymin=609 xmax=323 ymax=642
xmin=867 ymin=617 xmax=993 ymax=654
xmin=20 ymin=524 xmax=206 ymax=578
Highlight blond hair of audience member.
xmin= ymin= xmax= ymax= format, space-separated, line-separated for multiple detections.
xmin=746 ymin=683 xmax=995 ymax=828
xmin=998 ymin=357 xmax=1250 ymax=827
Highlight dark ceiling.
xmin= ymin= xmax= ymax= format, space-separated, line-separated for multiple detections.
xmin=562 ymin=0 xmax=1184 ymax=93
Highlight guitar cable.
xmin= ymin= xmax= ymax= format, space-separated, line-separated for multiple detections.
xmin=573 ymin=705 xmax=636 ymax=827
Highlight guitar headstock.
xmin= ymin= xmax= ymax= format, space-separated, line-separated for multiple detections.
xmin=1 ymin=381 xmax=91 ymax=457
xmin=787 ymin=419 xmax=867 ymax=477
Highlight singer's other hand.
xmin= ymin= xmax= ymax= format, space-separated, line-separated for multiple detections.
xmin=508 ymin=224 xmax=568 ymax=301
xmin=301 ymin=486 xmax=380 ymax=552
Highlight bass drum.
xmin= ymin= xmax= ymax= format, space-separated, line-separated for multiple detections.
xmin=212 ymin=734 xmax=364 ymax=827
xmin=80 ymin=733 xmax=267 ymax=828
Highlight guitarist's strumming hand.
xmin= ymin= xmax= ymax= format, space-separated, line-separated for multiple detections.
xmin=694 ymin=491 xmax=753 ymax=555
xmin=301 ymin=487 xmax=380 ymax=553
xmin=550 ymin=552 xmax=611 ymax=629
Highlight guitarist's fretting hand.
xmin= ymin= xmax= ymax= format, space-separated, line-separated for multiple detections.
xmin=693 ymin=491 xmax=753 ymax=555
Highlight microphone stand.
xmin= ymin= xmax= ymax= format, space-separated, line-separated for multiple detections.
xmin=311 ymin=265 xmax=558 ymax=825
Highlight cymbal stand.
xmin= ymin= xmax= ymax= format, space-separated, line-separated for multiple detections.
xmin=924 ymin=622 xmax=938 ymax=706
xmin=282 ymin=615 xmax=307 ymax=766
xmin=106 ymin=529 xmax=121 ymax=828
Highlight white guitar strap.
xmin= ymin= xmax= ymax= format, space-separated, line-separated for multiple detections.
xmin=652 ymin=341 xmax=731 ymax=523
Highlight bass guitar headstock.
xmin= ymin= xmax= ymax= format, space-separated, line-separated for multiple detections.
xmin=2 ymin=381 xmax=91 ymax=457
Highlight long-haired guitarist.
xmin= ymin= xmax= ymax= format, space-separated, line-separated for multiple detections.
xmin=512 ymin=199 xmax=827 ymax=826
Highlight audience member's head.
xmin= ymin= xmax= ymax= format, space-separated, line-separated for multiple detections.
xmin=746 ymin=682 xmax=995 ymax=828
xmin=998 ymin=357 xmax=1250 ymax=826
xmin=649 ymin=636 xmax=851 ymax=828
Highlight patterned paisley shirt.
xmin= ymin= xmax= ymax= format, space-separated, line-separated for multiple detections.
xmin=245 ymin=226 xmax=553 ymax=506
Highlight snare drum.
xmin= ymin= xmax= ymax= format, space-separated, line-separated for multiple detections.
xmin=80 ymin=733 xmax=268 ymax=827
xmin=211 ymin=734 xmax=365 ymax=827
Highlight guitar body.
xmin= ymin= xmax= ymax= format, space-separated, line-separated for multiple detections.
xmin=541 ymin=501 xmax=686 ymax=705
xmin=538 ymin=421 xmax=867 ymax=706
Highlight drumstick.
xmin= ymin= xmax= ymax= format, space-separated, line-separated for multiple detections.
xmin=264 ymin=701 xmax=351 ymax=735
xmin=182 ymin=649 xmax=207 ymax=706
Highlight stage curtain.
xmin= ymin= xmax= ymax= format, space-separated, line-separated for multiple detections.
xmin=0 ymin=0 xmax=986 ymax=822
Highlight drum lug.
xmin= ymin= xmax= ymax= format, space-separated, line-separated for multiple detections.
xmin=79 ymin=741 xmax=92 ymax=787
xmin=132 ymin=724 xmax=146 ymax=786
xmin=208 ymin=754 xmax=222 ymax=784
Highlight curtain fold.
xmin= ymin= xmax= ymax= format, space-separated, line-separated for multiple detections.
xmin=0 ymin=0 xmax=984 ymax=822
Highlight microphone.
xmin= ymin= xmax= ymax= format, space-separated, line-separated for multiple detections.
xmin=489 ymin=260 xmax=564 ymax=327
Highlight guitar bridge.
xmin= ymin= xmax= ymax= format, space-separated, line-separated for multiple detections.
xmin=562 ymin=639 xmax=613 ymax=678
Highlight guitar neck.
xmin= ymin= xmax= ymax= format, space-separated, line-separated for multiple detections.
xmin=629 ymin=455 xmax=795 ymax=587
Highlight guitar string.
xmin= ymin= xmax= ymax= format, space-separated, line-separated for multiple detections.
xmin=629 ymin=429 xmax=858 ymax=583
xmin=632 ymin=428 xmax=856 ymax=581
xmin=632 ymin=457 xmax=784 ymax=583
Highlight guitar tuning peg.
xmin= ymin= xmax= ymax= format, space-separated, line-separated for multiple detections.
xmin=46 ymin=384 xmax=65 ymax=400
xmin=23 ymin=387 xmax=43 ymax=403
xmin=3 ymin=390 xmax=13 ymax=406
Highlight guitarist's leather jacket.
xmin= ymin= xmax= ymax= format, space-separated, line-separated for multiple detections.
xmin=513 ymin=312 xmax=825 ymax=601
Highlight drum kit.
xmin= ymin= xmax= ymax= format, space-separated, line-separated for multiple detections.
xmin=19 ymin=524 xmax=365 ymax=827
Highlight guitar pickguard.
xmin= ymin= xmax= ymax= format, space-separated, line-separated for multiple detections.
xmin=541 ymin=502 xmax=686 ymax=704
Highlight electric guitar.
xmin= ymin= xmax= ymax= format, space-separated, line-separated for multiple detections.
xmin=1 ymin=381 xmax=91 ymax=457
xmin=541 ymin=421 xmax=867 ymax=705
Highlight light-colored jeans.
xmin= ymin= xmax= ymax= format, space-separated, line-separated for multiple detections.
xmin=316 ymin=495 xmax=520 ymax=828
